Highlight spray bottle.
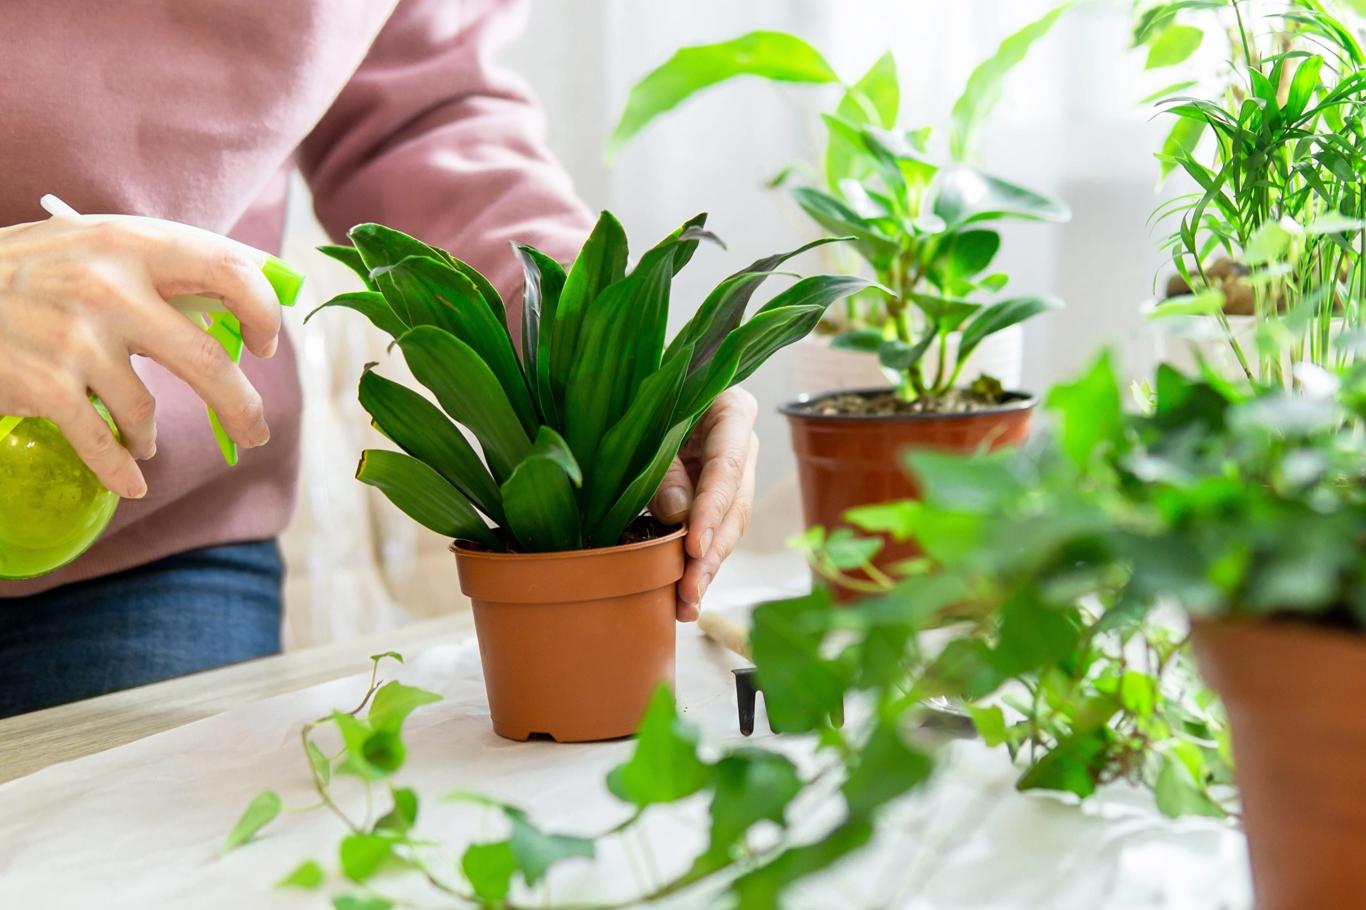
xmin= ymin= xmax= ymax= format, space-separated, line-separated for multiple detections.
xmin=0 ymin=196 xmax=303 ymax=580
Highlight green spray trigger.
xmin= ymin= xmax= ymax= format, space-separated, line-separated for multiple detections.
xmin=196 ymin=255 xmax=303 ymax=465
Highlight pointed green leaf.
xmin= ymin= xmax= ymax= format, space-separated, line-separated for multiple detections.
xmin=223 ymin=790 xmax=282 ymax=854
xmin=825 ymin=51 xmax=899 ymax=188
xmin=461 ymin=841 xmax=517 ymax=903
xmin=305 ymin=291 xmax=407 ymax=340
xmin=318 ymin=245 xmax=377 ymax=291
xmin=513 ymin=244 xmax=567 ymax=427
xmin=396 ymin=326 xmax=532 ymax=483
xmin=375 ymin=787 xmax=420 ymax=834
xmin=931 ymin=166 xmax=1070 ymax=229
xmin=276 ymin=859 xmax=324 ymax=890
xmin=550 ymin=211 xmax=629 ymax=405
xmin=949 ymin=2 xmax=1073 ymax=160
xmin=831 ymin=327 xmax=884 ymax=352
xmin=384 ymin=256 xmax=535 ymax=436
xmin=563 ymin=223 xmax=700 ymax=469
xmin=667 ymin=237 xmax=853 ymax=374
xmin=583 ymin=343 xmax=694 ymax=531
xmin=359 ymin=368 xmax=503 ymax=524
xmin=356 ymin=449 xmax=499 ymax=548
xmin=957 ymin=295 xmax=1061 ymax=362
xmin=500 ymin=427 xmax=583 ymax=552
xmin=591 ymin=420 xmax=693 ymax=547
xmin=608 ymin=31 xmax=838 ymax=159
xmin=506 ymin=810 xmax=595 ymax=886
xmin=339 ymin=833 xmax=395 ymax=883
xmin=606 ymin=686 xmax=711 ymax=805
xmin=1046 ymin=350 xmax=1123 ymax=469
xmin=367 ymin=681 xmax=442 ymax=734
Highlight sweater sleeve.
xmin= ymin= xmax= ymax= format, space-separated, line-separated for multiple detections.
xmin=298 ymin=0 xmax=594 ymax=321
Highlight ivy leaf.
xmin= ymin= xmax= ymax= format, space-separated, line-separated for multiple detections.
xmin=1155 ymin=753 xmax=1226 ymax=818
xmin=1016 ymin=729 xmax=1108 ymax=798
xmin=606 ymin=686 xmax=711 ymax=806
xmin=506 ymin=810 xmax=595 ymax=886
xmin=333 ymin=712 xmax=406 ymax=780
xmin=276 ymin=859 xmax=324 ymax=890
xmin=1046 ymin=350 xmax=1123 ymax=468
xmin=704 ymin=749 xmax=803 ymax=859
xmin=367 ymin=681 xmax=442 ymax=735
xmin=306 ymin=739 xmax=332 ymax=786
xmin=966 ymin=704 xmax=1008 ymax=747
xmin=1119 ymin=671 xmax=1157 ymax=717
xmin=461 ymin=840 xmax=518 ymax=903
xmin=750 ymin=589 xmax=846 ymax=732
xmin=842 ymin=720 xmax=934 ymax=819
xmin=339 ymin=833 xmax=396 ymax=883
xmin=375 ymin=787 xmax=419 ymax=834
xmin=333 ymin=897 xmax=393 ymax=910
xmin=729 ymin=820 xmax=875 ymax=909
xmin=222 ymin=790 xmax=281 ymax=853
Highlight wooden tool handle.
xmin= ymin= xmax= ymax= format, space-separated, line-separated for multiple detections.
xmin=698 ymin=611 xmax=752 ymax=660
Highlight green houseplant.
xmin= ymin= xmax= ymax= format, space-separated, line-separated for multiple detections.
xmin=764 ymin=346 xmax=1366 ymax=908
xmin=311 ymin=212 xmax=868 ymax=741
xmin=1140 ymin=0 xmax=1366 ymax=381
xmin=609 ymin=18 xmax=1071 ymax=588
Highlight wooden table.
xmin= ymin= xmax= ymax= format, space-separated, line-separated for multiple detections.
xmin=0 ymin=612 xmax=475 ymax=785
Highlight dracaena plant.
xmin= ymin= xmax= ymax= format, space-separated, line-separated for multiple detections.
xmin=608 ymin=13 xmax=1073 ymax=405
xmin=309 ymin=213 xmax=867 ymax=552
xmin=1140 ymin=0 xmax=1366 ymax=383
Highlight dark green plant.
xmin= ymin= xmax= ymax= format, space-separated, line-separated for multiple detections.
xmin=764 ymin=350 xmax=1365 ymax=819
xmin=608 ymin=19 xmax=1072 ymax=404
xmin=1140 ymin=0 xmax=1366 ymax=382
xmin=310 ymin=213 xmax=868 ymax=551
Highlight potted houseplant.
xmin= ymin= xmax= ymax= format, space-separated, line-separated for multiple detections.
xmin=608 ymin=19 xmax=1071 ymax=584
xmin=310 ymin=212 xmax=867 ymax=742
xmin=768 ymin=348 xmax=1365 ymax=908
xmin=1140 ymin=0 xmax=1366 ymax=381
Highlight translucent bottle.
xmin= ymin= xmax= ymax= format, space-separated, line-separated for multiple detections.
xmin=0 ymin=197 xmax=302 ymax=580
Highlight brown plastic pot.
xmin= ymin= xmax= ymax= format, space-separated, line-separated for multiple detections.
xmin=451 ymin=527 xmax=685 ymax=743
xmin=781 ymin=388 xmax=1035 ymax=592
xmin=1193 ymin=617 xmax=1366 ymax=910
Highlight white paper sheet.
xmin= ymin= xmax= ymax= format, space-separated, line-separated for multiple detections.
xmin=0 ymin=552 xmax=1251 ymax=909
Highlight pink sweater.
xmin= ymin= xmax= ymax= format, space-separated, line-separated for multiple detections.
xmin=0 ymin=0 xmax=593 ymax=596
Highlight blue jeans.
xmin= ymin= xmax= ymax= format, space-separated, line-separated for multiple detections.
xmin=0 ymin=540 xmax=283 ymax=719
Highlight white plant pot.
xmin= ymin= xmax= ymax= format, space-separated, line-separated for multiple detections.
xmin=789 ymin=324 xmax=1025 ymax=395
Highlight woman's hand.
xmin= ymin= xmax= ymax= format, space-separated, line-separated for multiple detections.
xmin=650 ymin=387 xmax=759 ymax=622
xmin=0 ymin=215 xmax=283 ymax=499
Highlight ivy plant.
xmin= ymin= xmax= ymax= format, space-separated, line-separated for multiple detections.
xmin=771 ymin=342 xmax=1365 ymax=819
xmin=1140 ymin=0 xmax=1366 ymax=382
xmin=223 ymin=653 xmax=936 ymax=909
xmin=608 ymin=17 xmax=1073 ymax=405
xmin=310 ymin=213 xmax=868 ymax=551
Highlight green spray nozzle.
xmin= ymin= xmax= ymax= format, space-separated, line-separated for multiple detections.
xmin=195 ymin=255 xmax=303 ymax=465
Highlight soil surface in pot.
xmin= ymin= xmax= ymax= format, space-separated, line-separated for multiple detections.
xmin=618 ymin=515 xmax=682 ymax=545
xmin=798 ymin=384 xmax=1007 ymax=416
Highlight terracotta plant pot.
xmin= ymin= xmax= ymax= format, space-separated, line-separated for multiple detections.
xmin=451 ymin=527 xmax=685 ymax=742
xmin=1193 ymin=618 xmax=1366 ymax=910
xmin=781 ymin=388 xmax=1035 ymax=593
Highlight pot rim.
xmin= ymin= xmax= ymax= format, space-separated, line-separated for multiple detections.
xmin=779 ymin=387 xmax=1038 ymax=421
xmin=451 ymin=524 xmax=686 ymax=562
